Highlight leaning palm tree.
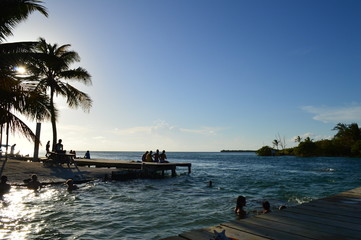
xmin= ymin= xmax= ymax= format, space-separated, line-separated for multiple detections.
xmin=30 ymin=38 xmax=92 ymax=151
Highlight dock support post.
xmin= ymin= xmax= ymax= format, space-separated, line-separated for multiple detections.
xmin=171 ymin=167 xmax=176 ymax=177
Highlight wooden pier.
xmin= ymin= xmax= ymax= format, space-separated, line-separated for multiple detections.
xmin=74 ymin=159 xmax=191 ymax=177
xmin=163 ymin=187 xmax=361 ymax=240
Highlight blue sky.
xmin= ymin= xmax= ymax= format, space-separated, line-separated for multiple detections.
xmin=6 ymin=0 xmax=361 ymax=154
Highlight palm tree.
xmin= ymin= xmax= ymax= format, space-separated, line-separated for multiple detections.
xmin=0 ymin=0 xmax=48 ymax=42
xmin=30 ymin=38 xmax=92 ymax=150
xmin=0 ymin=0 xmax=48 ymax=175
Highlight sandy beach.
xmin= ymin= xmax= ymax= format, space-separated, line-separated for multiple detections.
xmin=2 ymin=158 xmax=114 ymax=185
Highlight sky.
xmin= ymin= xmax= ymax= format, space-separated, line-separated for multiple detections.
xmin=4 ymin=0 xmax=361 ymax=155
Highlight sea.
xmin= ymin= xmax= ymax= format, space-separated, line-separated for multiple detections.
xmin=1 ymin=151 xmax=361 ymax=240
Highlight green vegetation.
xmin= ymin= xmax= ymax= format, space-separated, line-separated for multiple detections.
xmin=257 ymin=123 xmax=361 ymax=158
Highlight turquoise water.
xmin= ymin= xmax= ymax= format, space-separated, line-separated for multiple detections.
xmin=1 ymin=152 xmax=361 ymax=239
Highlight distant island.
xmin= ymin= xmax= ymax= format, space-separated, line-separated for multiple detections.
xmin=220 ymin=150 xmax=256 ymax=152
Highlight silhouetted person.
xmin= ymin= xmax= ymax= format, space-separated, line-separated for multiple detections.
xmin=65 ymin=179 xmax=78 ymax=192
xmin=159 ymin=150 xmax=168 ymax=163
xmin=262 ymin=201 xmax=271 ymax=214
xmin=27 ymin=174 xmax=42 ymax=191
xmin=84 ymin=150 xmax=90 ymax=159
xmin=154 ymin=149 xmax=160 ymax=162
xmin=0 ymin=176 xmax=11 ymax=197
xmin=142 ymin=151 xmax=149 ymax=162
xmin=55 ymin=139 xmax=63 ymax=153
xmin=235 ymin=196 xmax=247 ymax=219
xmin=46 ymin=141 xmax=51 ymax=156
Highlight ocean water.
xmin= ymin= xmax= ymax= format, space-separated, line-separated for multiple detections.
xmin=1 ymin=152 xmax=361 ymax=239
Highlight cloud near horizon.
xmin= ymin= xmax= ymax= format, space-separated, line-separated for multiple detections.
xmin=113 ymin=120 xmax=222 ymax=137
xmin=302 ymin=105 xmax=361 ymax=123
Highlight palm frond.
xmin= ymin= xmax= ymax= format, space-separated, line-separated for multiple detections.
xmin=0 ymin=0 xmax=48 ymax=41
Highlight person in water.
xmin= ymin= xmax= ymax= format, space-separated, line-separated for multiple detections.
xmin=262 ymin=201 xmax=271 ymax=214
xmin=27 ymin=174 xmax=42 ymax=191
xmin=65 ymin=179 xmax=78 ymax=191
xmin=0 ymin=176 xmax=11 ymax=197
xmin=234 ymin=195 xmax=247 ymax=218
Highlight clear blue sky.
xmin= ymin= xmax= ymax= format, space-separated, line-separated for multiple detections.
xmin=7 ymin=0 xmax=361 ymax=154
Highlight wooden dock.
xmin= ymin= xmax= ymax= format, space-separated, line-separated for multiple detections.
xmin=74 ymin=159 xmax=191 ymax=177
xmin=162 ymin=187 xmax=361 ymax=240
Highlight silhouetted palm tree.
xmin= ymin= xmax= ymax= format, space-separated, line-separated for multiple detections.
xmin=0 ymin=0 xmax=48 ymax=175
xmin=0 ymin=0 xmax=48 ymax=42
xmin=30 ymin=38 xmax=92 ymax=150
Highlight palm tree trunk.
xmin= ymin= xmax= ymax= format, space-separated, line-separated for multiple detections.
xmin=50 ymin=88 xmax=57 ymax=151
xmin=0 ymin=120 xmax=10 ymax=177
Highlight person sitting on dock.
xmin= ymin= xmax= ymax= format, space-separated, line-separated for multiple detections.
xmin=0 ymin=176 xmax=11 ymax=197
xmin=142 ymin=151 xmax=149 ymax=162
xmin=65 ymin=179 xmax=78 ymax=192
xmin=262 ymin=201 xmax=271 ymax=214
xmin=55 ymin=139 xmax=64 ymax=153
xmin=27 ymin=174 xmax=42 ymax=191
xmin=84 ymin=150 xmax=90 ymax=159
xmin=145 ymin=151 xmax=153 ymax=162
xmin=154 ymin=149 xmax=160 ymax=162
xmin=159 ymin=150 xmax=168 ymax=163
xmin=234 ymin=195 xmax=247 ymax=219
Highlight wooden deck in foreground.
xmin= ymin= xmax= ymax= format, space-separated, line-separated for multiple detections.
xmin=74 ymin=159 xmax=191 ymax=177
xmin=162 ymin=187 xmax=361 ymax=240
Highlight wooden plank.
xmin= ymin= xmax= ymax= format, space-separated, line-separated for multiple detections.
xmin=223 ymin=220 xmax=312 ymax=240
xmin=285 ymin=205 xmax=361 ymax=225
xmin=295 ymin=202 xmax=361 ymax=219
xmin=180 ymin=225 xmax=270 ymax=240
xmin=243 ymin=214 xmax=356 ymax=240
xmin=206 ymin=225 xmax=271 ymax=240
xmin=273 ymin=209 xmax=361 ymax=231
xmin=257 ymin=213 xmax=361 ymax=239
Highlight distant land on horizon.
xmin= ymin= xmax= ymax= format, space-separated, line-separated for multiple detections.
xmin=220 ymin=150 xmax=257 ymax=152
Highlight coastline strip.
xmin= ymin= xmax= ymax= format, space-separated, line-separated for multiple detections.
xmin=162 ymin=187 xmax=361 ymax=240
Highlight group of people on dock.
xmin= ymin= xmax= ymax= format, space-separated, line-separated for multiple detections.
xmin=142 ymin=149 xmax=168 ymax=163
xmin=46 ymin=139 xmax=91 ymax=159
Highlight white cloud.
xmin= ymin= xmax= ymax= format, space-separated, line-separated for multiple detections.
xmin=179 ymin=127 xmax=221 ymax=136
xmin=113 ymin=120 xmax=175 ymax=136
xmin=302 ymin=105 xmax=361 ymax=123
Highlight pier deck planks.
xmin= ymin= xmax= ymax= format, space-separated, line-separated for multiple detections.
xmin=162 ymin=187 xmax=361 ymax=240
xmin=74 ymin=159 xmax=191 ymax=175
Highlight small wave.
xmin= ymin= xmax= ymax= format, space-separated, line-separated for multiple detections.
xmin=320 ymin=168 xmax=336 ymax=172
